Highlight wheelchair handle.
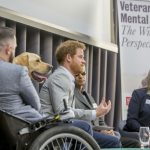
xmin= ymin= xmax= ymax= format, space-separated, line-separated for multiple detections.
xmin=63 ymin=99 xmax=68 ymax=111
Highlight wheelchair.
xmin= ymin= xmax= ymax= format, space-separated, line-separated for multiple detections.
xmin=0 ymin=109 xmax=100 ymax=150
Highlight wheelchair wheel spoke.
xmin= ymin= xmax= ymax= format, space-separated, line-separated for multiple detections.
xmin=43 ymin=144 xmax=50 ymax=150
xmin=61 ymin=137 xmax=68 ymax=149
xmin=39 ymin=135 xmax=93 ymax=150
xmin=79 ymin=143 xmax=83 ymax=150
xmin=30 ymin=126 xmax=99 ymax=150
xmin=67 ymin=137 xmax=73 ymax=149
xmin=56 ymin=138 xmax=62 ymax=149
xmin=73 ymin=140 xmax=77 ymax=150
xmin=61 ymin=137 xmax=71 ymax=150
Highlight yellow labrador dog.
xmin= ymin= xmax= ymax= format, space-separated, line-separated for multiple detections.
xmin=13 ymin=52 xmax=52 ymax=83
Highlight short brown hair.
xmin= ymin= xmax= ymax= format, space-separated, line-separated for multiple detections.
xmin=0 ymin=27 xmax=15 ymax=44
xmin=55 ymin=40 xmax=86 ymax=64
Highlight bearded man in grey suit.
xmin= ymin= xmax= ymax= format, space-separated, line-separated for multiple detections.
xmin=39 ymin=40 xmax=118 ymax=148
xmin=40 ymin=40 xmax=111 ymax=119
xmin=0 ymin=27 xmax=43 ymax=122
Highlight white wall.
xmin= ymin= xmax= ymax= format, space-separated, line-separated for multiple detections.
xmin=0 ymin=0 xmax=111 ymax=43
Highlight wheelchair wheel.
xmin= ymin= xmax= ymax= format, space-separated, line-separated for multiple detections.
xmin=28 ymin=124 xmax=100 ymax=150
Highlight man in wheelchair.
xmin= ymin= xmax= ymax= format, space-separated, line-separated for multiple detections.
xmin=0 ymin=27 xmax=100 ymax=150
xmin=39 ymin=40 xmax=120 ymax=148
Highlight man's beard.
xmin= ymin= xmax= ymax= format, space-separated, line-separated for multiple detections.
xmin=72 ymin=65 xmax=83 ymax=75
xmin=9 ymin=51 xmax=15 ymax=63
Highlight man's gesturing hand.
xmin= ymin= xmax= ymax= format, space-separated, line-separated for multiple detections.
xmin=96 ymin=97 xmax=111 ymax=117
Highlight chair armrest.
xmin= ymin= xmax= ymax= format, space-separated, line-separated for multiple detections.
xmin=93 ymin=125 xmax=113 ymax=131
xmin=120 ymin=130 xmax=139 ymax=140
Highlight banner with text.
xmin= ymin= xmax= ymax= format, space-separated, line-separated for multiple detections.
xmin=117 ymin=0 xmax=150 ymax=119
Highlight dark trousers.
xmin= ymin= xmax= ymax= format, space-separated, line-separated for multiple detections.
xmin=93 ymin=131 xmax=121 ymax=148
xmin=121 ymin=137 xmax=141 ymax=148
xmin=72 ymin=120 xmax=121 ymax=148
xmin=71 ymin=119 xmax=93 ymax=136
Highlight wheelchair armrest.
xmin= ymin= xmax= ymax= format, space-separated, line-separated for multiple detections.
xmin=118 ymin=120 xmax=139 ymax=140
xmin=93 ymin=125 xmax=113 ymax=131
xmin=29 ymin=119 xmax=49 ymax=132
xmin=120 ymin=130 xmax=139 ymax=140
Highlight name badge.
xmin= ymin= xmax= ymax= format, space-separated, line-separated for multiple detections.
xmin=145 ymin=99 xmax=150 ymax=105
xmin=93 ymin=103 xmax=97 ymax=108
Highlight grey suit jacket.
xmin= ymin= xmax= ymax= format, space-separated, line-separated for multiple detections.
xmin=74 ymin=88 xmax=121 ymax=138
xmin=74 ymin=88 xmax=112 ymax=128
xmin=40 ymin=66 xmax=94 ymax=121
xmin=0 ymin=60 xmax=42 ymax=122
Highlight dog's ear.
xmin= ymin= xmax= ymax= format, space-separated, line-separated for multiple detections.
xmin=13 ymin=52 xmax=29 ymax=67
xmin=28 ymin=53 xmax=41 ymax=63
xmin=27 ymin=53 xmax=33 ymax=63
